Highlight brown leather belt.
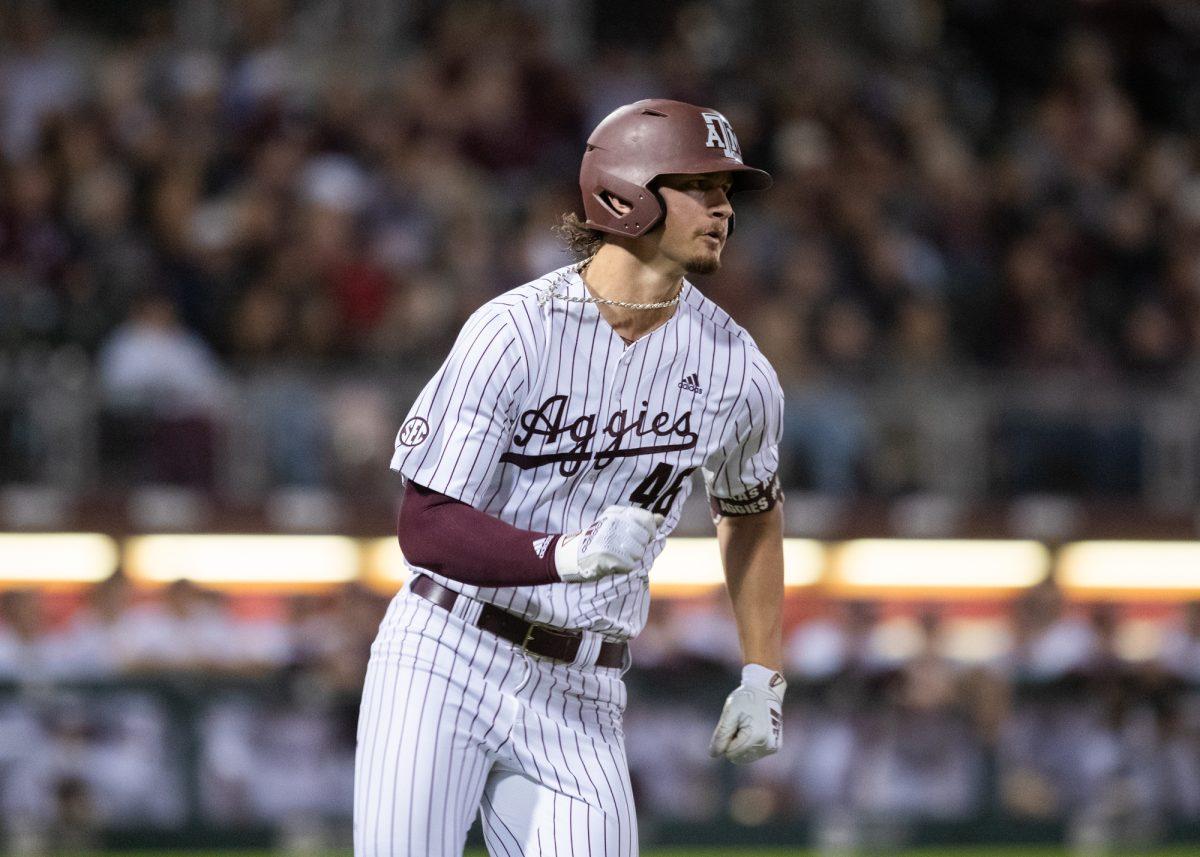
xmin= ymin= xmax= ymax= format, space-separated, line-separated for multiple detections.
xmin=410 ymin=575 xmax=627 ymax=669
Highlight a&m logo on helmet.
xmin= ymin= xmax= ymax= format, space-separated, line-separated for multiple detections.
xmin=701 ymin=111 xmax=744 ymax=163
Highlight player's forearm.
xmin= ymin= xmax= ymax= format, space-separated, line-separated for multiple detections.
xmin=398 ymin=481 xmax=560 ymax=586
xmin=717 ymin=506 xmax=784 ymax=671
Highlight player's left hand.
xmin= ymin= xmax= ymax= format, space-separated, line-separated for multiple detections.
xmin=708 ymin=663 xmax=786 ymax=764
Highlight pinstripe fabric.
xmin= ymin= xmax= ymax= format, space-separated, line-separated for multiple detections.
xmin=389 ymin=264 xmax=784 ymax=640
xmin=354 ymin=585 xmax=635 ymax=856
xmin=363 ymin=263 xmax=784 ymax=856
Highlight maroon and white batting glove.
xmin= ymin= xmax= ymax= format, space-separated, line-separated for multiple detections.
xmin=708 ymin=664 xmax=786 ymax=764
xmin=555 ymin=505 xmax=662 ymax=583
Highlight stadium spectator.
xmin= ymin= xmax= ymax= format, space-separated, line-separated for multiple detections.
xmin=51 ymin=569 xmax=135 ymax=676
xmin=116 ymin=579 xmax=240 ymax=671
xmin=96 ymin=293 xmax=228 ymax=487
xmin=0 ymin=4 xmax=83 ymax=161
xmin=0 ymin=588 xmax=58 ymax=681
xmin=1160 ymin=601 xmax=1200 ymax=683
xmin=1011 ymin=579 xmax=1100 ymax=680
xmin=785 ymin=599 xmax=894 ymax=680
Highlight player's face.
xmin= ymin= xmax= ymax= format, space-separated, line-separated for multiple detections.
xmin=654 ymin=172 xmax=734 ymax=275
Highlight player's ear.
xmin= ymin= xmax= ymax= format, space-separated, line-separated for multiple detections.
xmin=600 ymin=191 xmax=633 ymax=216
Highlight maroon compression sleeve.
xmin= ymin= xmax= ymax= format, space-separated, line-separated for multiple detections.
xmin=397 ymin=481 xmax=562 ymax=586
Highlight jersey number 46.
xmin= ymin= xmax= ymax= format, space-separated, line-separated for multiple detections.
xmin=628 ymin=464 xmax=697 ymax=516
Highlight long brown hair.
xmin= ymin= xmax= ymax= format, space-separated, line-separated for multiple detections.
xmin=553 ymin=211 xmax=605 ymax=259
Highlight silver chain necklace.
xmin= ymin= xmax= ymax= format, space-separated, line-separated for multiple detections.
xmin=537 ymin=257 xmax=684 ymax=310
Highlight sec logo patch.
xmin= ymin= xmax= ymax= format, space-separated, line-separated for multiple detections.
xmin=398 ymin=417 xmax=430 ymax=446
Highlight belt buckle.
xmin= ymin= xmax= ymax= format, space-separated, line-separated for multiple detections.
xmin=520 ymin=621 xmax=548 ymax=655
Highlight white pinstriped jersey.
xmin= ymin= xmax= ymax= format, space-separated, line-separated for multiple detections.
xmin=390 ymin=263 xmax=783 ymax=639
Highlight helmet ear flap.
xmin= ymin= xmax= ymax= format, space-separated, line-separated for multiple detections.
xmin=582 ymin=169 xmax=665 ymax=237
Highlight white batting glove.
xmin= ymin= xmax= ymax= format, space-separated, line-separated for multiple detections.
xmin=555 ymin=505 xmax=663 ymax=583
xmin=708 ymin=664 xmax=786 ymax=764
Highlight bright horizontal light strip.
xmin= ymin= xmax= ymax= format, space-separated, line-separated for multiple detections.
xmin=782 ymin=540 xmax=826 ymax=586
xmin=1059 ymin=542 xmax=1200 ymax=591
xmin=366 ymin=537 xmax=407 ymax=584
xmin=831 ymin=540 xmax=1049 ymax=589
xmin=365 ymin=537 xmax=825 ymax=590
xmin=652 ymin=538 xmax=730 ymax=587
xmin=126 ymin=535 xmax=360 ymax=584
xmin=0 ymin=533 xmax=118 ymax=582
xmin=651 ymin=538 xmax=824 ymax=589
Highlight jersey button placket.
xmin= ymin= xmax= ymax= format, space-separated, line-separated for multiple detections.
xmin=580 ymin=366 xmax=610 ymax=481
xmin=592 ymin=346 xmax=632 ymax=482
xmin=584 ymin=345 xmax=631 ymax=483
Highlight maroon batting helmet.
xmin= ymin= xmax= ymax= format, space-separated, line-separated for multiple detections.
xmin=579 ymin=99 xmax=772 ymax=238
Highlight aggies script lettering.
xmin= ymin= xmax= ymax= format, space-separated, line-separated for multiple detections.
xmin=500 ymin=394 xmax=699 ymax=476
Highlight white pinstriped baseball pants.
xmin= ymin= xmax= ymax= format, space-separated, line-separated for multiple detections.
xmin=354 ymin=583 xmax=638 ymax=856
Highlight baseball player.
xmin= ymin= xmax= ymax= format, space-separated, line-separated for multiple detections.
xmin=355 ymin=99 xmax=786 ymax=856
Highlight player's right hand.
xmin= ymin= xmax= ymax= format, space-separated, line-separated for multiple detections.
xmin=555 ymin=505 xmax=663 ymax=583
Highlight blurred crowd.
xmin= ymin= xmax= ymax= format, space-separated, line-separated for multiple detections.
xmin=0 ymin=574 xmax=383 ymax=682
xmin=4 ymin=0 xmax=1200 ymax=850
xmin=1 ymin=573 xmax=1199 ymax=849
xmin=633 ymin=583 xmax=1200 ymax=851
xmin=3 ymin=0 xmax=1200 ymax=498
xmin=0 ymin=573 xmax=385 ymax=849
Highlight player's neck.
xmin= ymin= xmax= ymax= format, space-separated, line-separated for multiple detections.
xmin=580 ymin=243 xmax=684 ymax=344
